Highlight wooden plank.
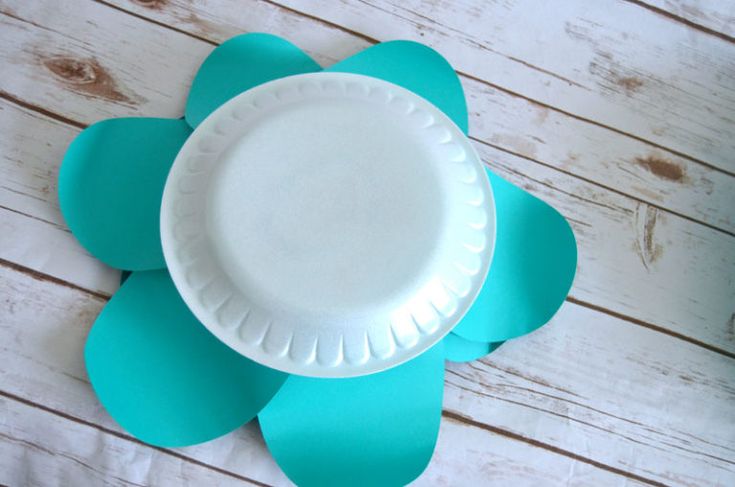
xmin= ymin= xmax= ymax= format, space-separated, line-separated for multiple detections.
xmin=637 ymin=0 xmax=735 ymax=39
xmin=0 ymin=396 xmax=264 ymax=487
xmin=0 ymin=263 xmax=651 ymax=486
xmin=1 ymin=1 xmax=731 ymax=485
xmin=0 ymin=1 xmax=206 ymax=122
xmin=271 ymin=0 xmax=735 ymax=174
xmin=481 ymin=141 xmax=735 ymax=357
xmin=0 ymin=1 xmax=733 ymax=353
xmin=0 ymin=205 xmax=118 ymax=296
xmin=0 ymin=99 xmax=120 ymax=296
xmin=423 ymin=416 xmax=648 ymax=487
xmin=1 ymin=65 xmax=733 ymax=358
xmin=445 ymin=303 xmax=735 ymax=487
xmin=11 ymin=0 xmax=734 ymax=235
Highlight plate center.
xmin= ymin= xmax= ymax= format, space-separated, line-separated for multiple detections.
xmin=207 ymin=98 xmax=447 ymax=317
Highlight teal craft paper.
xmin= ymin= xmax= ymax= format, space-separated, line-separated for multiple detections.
xmin=329 ymin=40 xmax=575 ymax=347
xmin=327 ymin=40 xmax=468 ymax=133
xmin=445 ymin=332 xmax=504 ymax=362
xmin=85 ymin=270 xmax=287 ymax=447
xmin=258 ymin=343 xmax=445 ymax=487
xmin=452 ymin=169 xmax=577 ymax=342
xmin=186 ymin=33 xmax=321 ymax=127
xmin=58 ymin=117 xmax=191 ymax=270
xmin=59 ymin=33 xmax=579 ymax=486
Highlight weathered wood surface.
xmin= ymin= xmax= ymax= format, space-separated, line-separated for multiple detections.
xmin=638 ymin=0 xmax=735 ymax=39
xmin=4 ymin=0 xmax=735 ymax=234
xmin=272 ymin=0 xmax=735 ymax=174
xmin=0 ymin=397 xmax=264 ymax=487
xmin=1 ymin=0 xmax=733 ymax=355
xmin=0 ymin=267 xmax=735 ymax=485
xmin=0 ymin=265 xmax=660 ymax=486
xmin=0 ymin=0 xmax=733 ymax=485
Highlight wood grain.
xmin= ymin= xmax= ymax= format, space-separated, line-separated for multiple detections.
xmin=0 ymin=0 xmax=733 ymax=485
xmin=636 ymin=0 xmax=735 ymax=39
xmin=4 ymin=89 xmax=735 ymax=360
xmin=0 ymin=0 xmax=733 ymax=355
xmin=0 ymin=99 xmax=119 ymax=296
xmin=270 ymin=0 xmax=735 ymax=175
xmin=0 ymin=263 xmax=664 ymax=486
xmin=98 ymin=0 xmax=735 ymax=235
xmin=0 ymin=395 xmax=264 ymax=487
xmin=445 ymin=305 xmax=735 ymax=486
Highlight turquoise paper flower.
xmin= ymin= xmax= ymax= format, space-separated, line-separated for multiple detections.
xmin=59 ymin=34 xmax=576 ymax=487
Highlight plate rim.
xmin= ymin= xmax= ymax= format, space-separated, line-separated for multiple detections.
xmin=160 ymin=71 xmax=496 ymax=378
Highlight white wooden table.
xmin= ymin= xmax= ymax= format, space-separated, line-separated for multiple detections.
xmin=1 ymin=1 xmax=734 ymax=485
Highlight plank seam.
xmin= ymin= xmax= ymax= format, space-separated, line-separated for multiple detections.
xmin=0 ymin=389 xmax=272 ymax=487
xmin=442 ymin=410 xmax=668 ymax=487
xmin=86 ymin=0 xmax=735 ymax=177
xmin=10 ymin=0 xmax=735 ymax=208
xmin=1 ymin=250 xmax=734 ymax=366
xmin=0 ymin=386 xmax=657 ymax=487
xmin=0 ymin=90 xmax=86 ymax=129
xmin=0 ymin=257 xmax=111 ymax=301
xmin=7 ymin=44 xmax=734 ymax=239
xmin=261 ymin=0 xmax=735 ymax=178
xmin=622 ymin=0 xmax=735 ymax=44
xmin=0 ymin=203 xmax=71 ymax=231
xmin=448 ymin=367 xmax=735 ymax=467
xmin=2 ymin=36 xmax=733 ymax=237
xmin=0 ymin=0 xmax=731 ymax=381
xmin=566 ymin=296 xmax=735 ymax=360
xmin=472 ymin=137 xmax=735 ymax=238
xmin=92 ymin=0 xmax=217 ymax=46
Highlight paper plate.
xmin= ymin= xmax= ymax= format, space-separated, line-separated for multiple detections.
xmin=160 ymin=72 xmax=495 ymax=377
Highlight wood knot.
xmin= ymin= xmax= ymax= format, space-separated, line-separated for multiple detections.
xmin=635 ymin=155 xmax=686 ymax=183
xmin=44 ymin=57 xmax=98 ymax=85
xmin=616 ymin=76 xmax=644 ymax=93
xmin=41 ymin=55 xmax=138 ymax=105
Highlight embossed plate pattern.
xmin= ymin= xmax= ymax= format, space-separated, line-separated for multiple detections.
xmin=160 ymin=72 xmax=495 ymax=377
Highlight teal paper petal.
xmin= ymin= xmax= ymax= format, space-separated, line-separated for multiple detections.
xmin=186 ymin=33 xmax=321 ymax=127
xmin=85 ymin=270 xmax=287 ymax=447
xmin=59 ymin=117 xmax=191 ymax=270
xmin=444 ymin=333 xmax=503 ymax=363
xmin=259 ymin=343 xmax=445 ymax=487
xmin=327 ymin=41 xmax=468 ymax=133
xmin=452 ymin=169 xmax=577 ymax=342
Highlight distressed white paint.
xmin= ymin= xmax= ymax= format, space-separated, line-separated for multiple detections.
xmin=0 ymin=266 xmax=661 ymax=486
xmin=2 ymin=0 xmax=734 ymax=233
xmin=640 ymin=0 xmax=735 ymax=37
xmin=0 ymin=397 xmax=261 ymax=487
xmin=0 ymin=5 xmax=733 ymax=352
xmin=275 ymin=0 xmax=735 ymax=173
xmin=0 ymin=0 xmax=733 ymax=485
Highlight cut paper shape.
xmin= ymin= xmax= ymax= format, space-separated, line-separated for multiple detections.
xmin=186 ymin=33 xmax=321 ymax=127
xmin=258 ymin=343 xmax=444 ymax=487
xmin=452 ymin=169 xmax=577 ymax=342
xmin=327 ymin=40 xmax=468 ymax=133
xmin=327 ymin=40 xmax=575 ymax=345
xmin=58 ymin=31 xmax=579 ymax=485
xmin=444 ymin=332 xmax=503 ymax=363
xmin=59 ymin=117 xmax=191 ymax=270
xmin=85 ymin=270 xmax=287 ymax=447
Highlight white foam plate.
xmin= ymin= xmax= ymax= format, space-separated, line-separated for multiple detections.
xmin=161 ymin=72 xmax=495 ymax=377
